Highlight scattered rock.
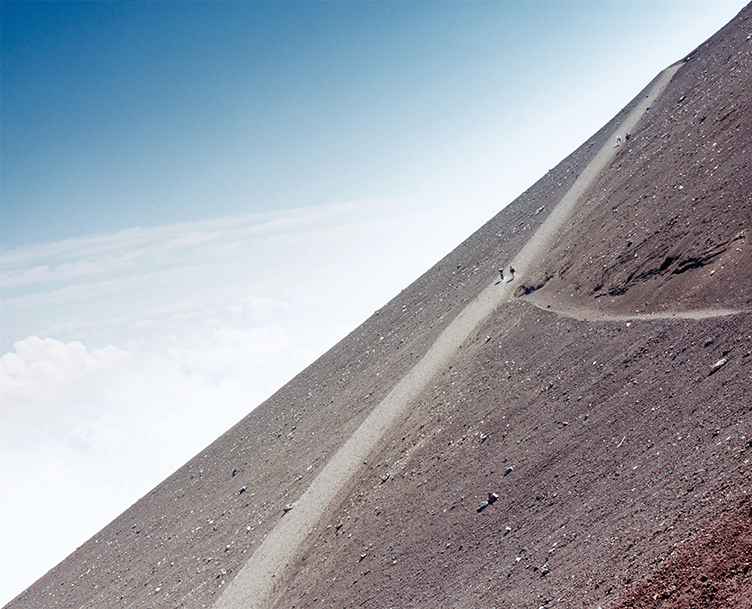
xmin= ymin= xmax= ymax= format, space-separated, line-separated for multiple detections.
xmin=709 ymin=358 xmax=728 ymax=374
xmin=541 ymin=564 xmax=550 ymax=576
xmin=283 ymin=503 xmax=295 ymax=513
xmin=504 ymin=466 xmax=514 ymax=476
xmin=477 ymin=493 xmax=499 ymax=512
xmin=379 ymin=474 xmax=390 ymax=484
xmin=238 ymin=486 xmax=246 ymax=494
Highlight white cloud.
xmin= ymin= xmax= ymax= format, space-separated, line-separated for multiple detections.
xmin=226 ymin=296 xmax=291 ymax=322
xmin=1 ymin=197 xmax=495 ymax=353
xmin=0 ymin=334 xmax=274 ymax=603
xmin=142 ymin=296 xmax=208 ymax=317
xmin=1 ymin=337 xmax=132 ymax=424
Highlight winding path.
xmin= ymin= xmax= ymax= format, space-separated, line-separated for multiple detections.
xmin=523 ymin=299 xmax=749 ymax=322
xmin=213 ymin=62 xmax=687 ymax=609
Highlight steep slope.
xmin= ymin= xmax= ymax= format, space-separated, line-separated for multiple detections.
xmin=520 ymin=6 xmax=752 ymax=316
xmin=278 ymin=304 xmax=751 ymax=609
xmin=264 ymin=6 xmax=752 ymax=608
xmin=3 ymin=67 xmax=617 ymax=609
xmin=7 ymin=4 xmax=752 ymax=609
xmin=213 ymin=61 xmax=684 ymax=609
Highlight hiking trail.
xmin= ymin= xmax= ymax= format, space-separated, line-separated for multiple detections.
xmin=213 ymin=61 xmax=686 ymax=609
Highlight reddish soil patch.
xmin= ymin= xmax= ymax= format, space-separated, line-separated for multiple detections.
xmin=615 ymin=498 xmax=752 ymax=609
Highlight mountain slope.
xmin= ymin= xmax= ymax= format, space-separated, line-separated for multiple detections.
xmin=6 ymin=4 xmax=752 ymax=609
xmin=520 ymin=7 xmax=752 ymax=316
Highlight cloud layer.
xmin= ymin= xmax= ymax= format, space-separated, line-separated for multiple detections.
xmin=0 ymin=197 xmax=501 ymax=603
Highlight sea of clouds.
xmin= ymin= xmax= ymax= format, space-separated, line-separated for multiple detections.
xmin=0 ymin=196 xmax=505 ymax=604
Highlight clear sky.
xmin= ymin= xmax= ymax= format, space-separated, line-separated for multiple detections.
xmin=1 ymin=1 xmax=748 ymax=604
xmin=4 ymin=0 xmax=561 ymax=246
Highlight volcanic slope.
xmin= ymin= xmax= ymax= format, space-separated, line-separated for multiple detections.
xmin=212 ymin=62 xmax=684 ymax=609
xmin=7 ymin=4 xmax=752 ymax=609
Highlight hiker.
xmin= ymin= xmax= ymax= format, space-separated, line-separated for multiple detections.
xmin=508 ymin=267 xmax=515 ymax=281
xmin=499 ymin=268 xmax=504 ymax=282
xmin=615 ymin=134 xmax=622 ymax=146
xmin=625 ymin=132 xmax=631 ymax=141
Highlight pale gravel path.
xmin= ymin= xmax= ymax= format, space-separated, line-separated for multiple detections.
xmin=213 ymin=62 xmax=684 ymax=609
xmin=524 ymin=300 xmax=749 ymax=322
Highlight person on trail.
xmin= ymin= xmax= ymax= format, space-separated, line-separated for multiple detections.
xmin=615 ymin=134 xmax=622 ymax=146
xmin=499 ymin=268 xmax=504 ymax=282
xmin=508 ymin=267 xmax=515 ymax=281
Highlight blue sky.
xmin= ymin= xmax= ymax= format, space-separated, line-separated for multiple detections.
xmin=4 ymin=0 xmax=744 ymax=247
xmin=1 ymin=1 xmax=749 ymax=605
xmin=5 ymin=1 xmax=539 ymax=244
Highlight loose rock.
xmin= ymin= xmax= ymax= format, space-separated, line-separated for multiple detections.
xmin=477 ymin=493 xmax=499 ymax=512
xmin=709 ymin=358 xmax=728 ymax=374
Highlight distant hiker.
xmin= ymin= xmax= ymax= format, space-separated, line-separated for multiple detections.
xmin=625 ymin=132 xmax=631 ymax=141
xmin=615 ymin=135 xmax=622 ymax=146
xmin=508 ymin=267 xmax=515 ymax=281
xmin=499 ymin=268 xmax=504 ymax=282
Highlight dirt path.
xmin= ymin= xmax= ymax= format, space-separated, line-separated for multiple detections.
xmin=212 ymin=62 xmax=684 ymax=609
xmin=523 ymin=297 xmax=748 ymax=322
xmin=499 ymin=62 xmax=682 ymax=293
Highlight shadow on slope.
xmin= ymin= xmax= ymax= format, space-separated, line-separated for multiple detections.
xmin=517 ymin=6 xmax=752 ymax=318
